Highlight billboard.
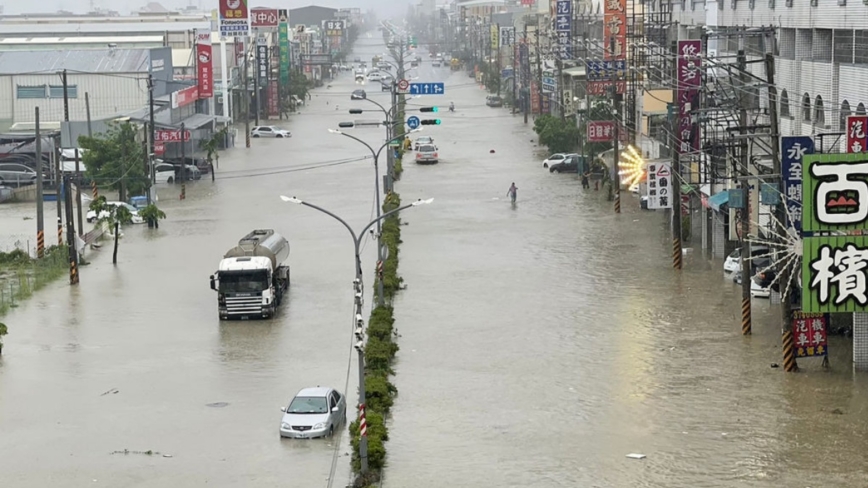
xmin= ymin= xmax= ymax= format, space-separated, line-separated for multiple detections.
xmin=148 ymin=47 xmax=173 ymax=98
xmin=676 ymin=40 xmax=702 ymax=155
xmin=279 ymin=9 xmax=290 ymax=87
xmin=781 ymin=136 xmax=814 ymax=232
xmin=802 ymin=153 xmax=868 ymax=313
xmin=846 ymin=115 xmax=868 ymax=153
xmin=554 ymin=0 xmax=572 ymax=60
xmin=250 ymin=7 xmax=278 ymax=28
xmin=218 ymin=0 xmax=250 ymax=37
xmin=603 ymin=0 xmax=626 ymax=60
xmin=195 ymin=29 xmax=213 ymax=99
xmin=256 ymin=38 xmax=269 ymax=85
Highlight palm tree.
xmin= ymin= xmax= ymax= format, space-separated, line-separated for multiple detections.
xmin=89 ymin=196 xmax=134 ymax=265
xmin=200 ymin=127 xmax=229 ymax=172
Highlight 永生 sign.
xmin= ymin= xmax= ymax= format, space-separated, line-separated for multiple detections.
xmin=218 ymin=0 xmax=249 ymax=38
xmin=793 ymin=312 xmax=829 ymax=357
xmin=646 ymin=162 xmax=673 ymax=209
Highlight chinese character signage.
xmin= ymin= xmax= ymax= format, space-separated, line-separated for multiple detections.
xmin=555 ymin=0 xmax=572 ymax=60
xmin=278 ymin=9 xmax=289 ymax=87
xmin=782 ymin=136 xmax=814 ymax=233
xmin=588 ymin=121 xmax=615 ymax=142
xmin=256 ymin=37 xmax=268 ymax=84
xmin=155 ymin=129 xmax=191 ymax=143
xmin=323 ymin=20 xmax=344 ymax=37
xmin=604 ymin=0 xmax=626 ymax=60
xmin=846 ymin=115 xmax=868 ymax=153
xmin=499 ymin=26 xmax=515 ymax=47
xmin=792 ymin=312 xmax=829 ymax=357
xmin=801 ymin=153 xmax=868 ymax=312
xmin=586 ymin=60 xmax=626 ymax=95
xmin=676 ymin=40 xmax=702 ymax=155
xmin=268 ymin=79 xmax=279 ymax=117
xmin=194 ymin=29 xmax=213 ymax=99
xmin=490 ymin=25 xmax=498 ymax=50
xmin=646 ymin=162 xmax=673 ymax=209
xmin=218 ymin=0 xmax=249 ymax=38
xmin=250 ymin=7 xmax=278 ymax=28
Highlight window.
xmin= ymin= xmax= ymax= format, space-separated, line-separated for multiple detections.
xmin=802 ymin=93 xmax=812 ymax=121
xmin=49 ymin=85 xmax=78 ymax=98
xmin=840 ymin=100 xmax=851 ymax=130
xmin=856 ymin=31 xmax=868 ymax=65
xmin=858 ymin=103 xmax=867 ymax=115
xmin=780 ymin=89 xmax=791 ymax=118
xmin=16 ymin=85 xmax=46 ymax=99
xmin=814 ymin=95 xmax=825 ymax=127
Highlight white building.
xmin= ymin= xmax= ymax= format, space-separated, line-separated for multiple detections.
xmin=0 ymin=49 xmax=160 ymax=130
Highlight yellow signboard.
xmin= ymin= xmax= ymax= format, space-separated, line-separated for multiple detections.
xmin=490 ymin=25 xmax=498 ymax=50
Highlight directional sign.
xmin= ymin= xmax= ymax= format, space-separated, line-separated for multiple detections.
xmin=409 ymin=82 xmax=445 ymax=95
xmin=406 ymin=116 xmax=420 ymax=129
xmin=397 ymin=79 xmax=410 ymax=93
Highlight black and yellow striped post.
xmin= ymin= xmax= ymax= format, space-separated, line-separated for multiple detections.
xmin=180 ymin=183 xmax=186 ymax=200
xmin=69 ymin=257 xmax=78 ymax=285
xmin=673 ymin=237 xmax=683 ymax=269
xmin=614 ymin=191 xmax=621 ymax=213
xmin=36 ymin=230 xmax=45 ymax=258
xmin=782 ymin=328 xmax=798 ymax=372
xmin=91 ymin=180 xmax=98 ymax=200
xmin=741 ymin=297 xmax=752 ymax=335
xmin=57 ymin=217 xmax=63 ymax=246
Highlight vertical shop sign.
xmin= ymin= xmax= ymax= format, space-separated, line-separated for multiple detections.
xmin=646 ymin=162 xmax=673 ymax=209
xmin=603 ymin=0 xmax=626 ymax=60
xmin=490 ymin=25 xmax=498 ymax=50
xmin=278 ymin=9 xmax=290 ymax=86
xmin=256 ymin=36 xmax=268 ymax=85
xmin=555 ymin=0 xmax=572 ymax=60
xmin=846 ymin=115 xmax=868 ymax=153
xmin=781 ymin=136 xmax=814 ymax=232
xmin=792 ymin=312 xmax=829 ymax=358
xmin=267 ymin=80 xmax=279 ymax=116
xmin=500 ymin=26 xmax=515 ymax=47
xmin=195 ymin=29 xmax=213 ymax=98
xmin=676 ymin=40 xmax=702 ymax=155
xmin=218 ymin=0 xmax=249 ymax=38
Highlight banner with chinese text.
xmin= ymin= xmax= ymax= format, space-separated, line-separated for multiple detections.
xmin=278 ymin=9 xmax=290 ymax=87
xmin=603 ymin=0 xmax=626 ymax=60
xmin=256 ymin=37 xmax=269 ymax=85
xmin=555 ymin=0 xmax=572 ymax=60
xmin=267 ymin=80 xmax=279 ymax=117
xmin=803 ymin=235 xmax=868 ymax=313
xmin=646 ymin=162 xmax=673 ymax=209
xmin=781 ymin=136 xmax=814 ymax=233
xmin=490 ymin=25 xmax=498 ymax=51
xmin=792 ymin=312 xmax=829 ymax=358
xmin=499 ymin=26 xmax=515 ymax=47
xmin=676 ymin=40 xmax=702 ymax=155
xmin=195 ymin=29 xmax=213 ymax=99
xmin=846 ymin=115 xmax=868 ymax=153
xmin=218 ymin=0 xmax=249 ymax=38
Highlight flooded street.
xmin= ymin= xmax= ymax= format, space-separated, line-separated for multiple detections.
xmin=2 ymin=34 xmax=868 ymax=487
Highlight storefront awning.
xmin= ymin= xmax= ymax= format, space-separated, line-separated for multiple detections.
xmin=708 ymin=191 xmax=729 ymax=212
xmin=177 ymin=113 xmax=216 ymax=130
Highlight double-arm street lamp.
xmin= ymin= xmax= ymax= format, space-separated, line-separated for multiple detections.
xmin=328 ymin=128 xmax=422 ymax=307
xmin=278 ymin=195 xmax=433 ymax=474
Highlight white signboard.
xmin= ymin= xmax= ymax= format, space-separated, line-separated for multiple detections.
xmin=646 ymin=162 xmax=673 ymax=209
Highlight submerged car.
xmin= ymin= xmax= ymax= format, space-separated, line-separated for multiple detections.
xmin=486 ymin=95 xmax=504 ymax=108
xmin=279 ymin=387 xmax=347 ymax=439
xmin=723 ymin=246 xmax=770 ymax=274
xmin=414 ymin=136 xmax=434 ymax=151
xmin=543 ymin=153 xmax=567 ymax=168
xmin=549 ymin=154 xmax=583 ymax=173
xmin=416 ymin=144 xmax=439 ymax=164
xmin=251 ymin=126 xmax=291 ymax=138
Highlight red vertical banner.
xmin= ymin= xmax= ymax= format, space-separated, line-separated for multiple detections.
xmin=792 ymin=312 xmax=829 ymax=358
xmin=235 ymin=38 xmax=245 ymax=66
xmin=267 ymin=80 xmax=279 ymax=117
xmin=676 ymin=40 xmax=702 ymax=155
xmin=531 ymin=81 xmax=540 ymax=114
xmin=846 ymin=115 xmax=868 ymax=153
xmin=195 ymin=29 xmax=213 ymax=99
xmin=603 ymin=0 xmax=627 ymax=60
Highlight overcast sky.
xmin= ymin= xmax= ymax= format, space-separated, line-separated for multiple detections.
xmin=3 ymin=1 xmax=407 ymax=16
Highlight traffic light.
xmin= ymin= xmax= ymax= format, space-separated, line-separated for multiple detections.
xmin=349 ymin=109 xmax=363 ymax=114
xmin=420 ymin=107 xmax=438 ymax=112
xmin=420 ymin=119 xmax=441 ymax=125
xmin=338 ymin=122 xmax=355 ymax=128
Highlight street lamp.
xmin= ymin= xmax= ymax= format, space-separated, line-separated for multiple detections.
xmin=328 ymin=127 xmax=422 ymax=306
xmin=278 ymin=194 xmax=433 ymax=474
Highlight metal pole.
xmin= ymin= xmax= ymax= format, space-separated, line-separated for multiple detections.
xmin=148 ymin=75 xmax=156 ymax=204
xmin=557 ymin=58 xmax=564 ymax=121
xmin=64 ymin=173 xmax=79 ymax=285
xmin=737 ymin=49 xmax=752 ymax=336
xmin=523 ymin=22 xmax=528 ymax=124
xmin=254 ymin=38 xmax=261 ymax=127
xmin=180 ymin=122 xmax=187 ymax=200
xmin=85 ymin=92 xmax=93 ymax=137
xmin=61 ymin=69 xmax=83 ymax=236
xmin=389 ymin=81 xmax=398 ymax=186
xmin=612 ymin=85 xmax=621 ymax=213
xmin=221 ymin=37 xmax=230 ymax=120
xmin=244 ymin=37 xmax=251 ymax=148
xmin=54 ymin=137 xmax=63 ymax=246
xmin=671 ymin=136 xmax=683 ymax=269
xmin=35 ymin=108 xmax=45 ymax=259
xmin=353 ymin=236 xmax=369 ymax=474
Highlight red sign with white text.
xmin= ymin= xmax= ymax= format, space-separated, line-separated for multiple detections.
xmin=195 ymin=29 xmax=213 ymax=99
xmin=219 ymin=0 xmax=249 ymax=20
xmin=268 ymin=80 xmax=279 ymax=117
xmin=587 ymin=80 xmax=626 ymax=95
xmin=250 ymin=7 xmax=279 ymax=28
xmin=793 ymin=312 xmax=829 ymax=358
xmin=846 ymin=115 xmax=868 ymax=153
xmin=604 ymin=0 xmax=627 ymax=60
xmin=588 ymin=121 xmax=615 ymax=142
xmin=172 ymin=85 xmax=199 ymax=109
xmin=155 ymin=130 xmax=191 ymax=143
xmin=154 ymin=143 xmax=165 ymax=155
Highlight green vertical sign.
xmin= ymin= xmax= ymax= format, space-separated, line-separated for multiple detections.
xmin=278 ymin=9 xmax=290 ymax=86
xmin=802 ymin=152 xmax=868 ymax=313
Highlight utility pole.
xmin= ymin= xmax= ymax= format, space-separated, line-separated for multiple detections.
xmin=35 ymin=108 xmax=45 ymax=259
xmin=147 ymin=75 xmax=156 ymax=205
xmin=523 ymin=22 xmax=528 ymax=124
xmin=671 ymin=122 xmax=683 ymax=269
xmin=54 ymin=138 xmax=63 ymax=246
xmin=764 ymin=53 xmax=797 ymax=371
xmin=737 ymin=49 xmax=752 ymax=336
xmin=85 ymin=92 xmax=93 ymax=137
xmin=611 ymin=84 xmax=621 ymax=213
xmin=64 ymin=172 xmax=79 ymax=285
xmin=388 ymin=79 xmax=398 ymax=189
xmin=557 ymin=57 xmax=565 ymax=121
xmin=243 ymin=37 xmax=251 ymax=148
xmin=61 ymin=70 xmax=84 ymax=238
xmin=535 ymin=16 xmax=543 ymax=117
xmin=180 ymin=122 xmax=187 ymax=200
xmin=254 ymin=38 xmax=261 ymax=127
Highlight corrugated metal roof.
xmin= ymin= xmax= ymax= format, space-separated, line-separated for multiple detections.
xmin=0 ymin=21 xmax=208 ymax=35
xmin=0 ymin=48 xmax=151 ymax=74
xmin=0 ymin=36 xmax=164 ymax=45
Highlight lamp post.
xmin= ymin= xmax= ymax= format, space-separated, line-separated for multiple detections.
xmin=328 ymin=128 xmax=422 ymax=307
xmin=278 ymin=195 xmax=433 ymax=474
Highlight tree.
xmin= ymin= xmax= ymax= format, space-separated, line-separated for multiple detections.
xmin=533 ymin=114 xmax=580 ymax=154
xmin=482 ymin=63 xmax=501 ymax=94
xmin=78 ymin=122 xmax=148 ymax=202
xmin=89 ymin=196 xmax=133 ymax=265
xmin=289 ymin=76 xmax=311 ymax=104
xmin=200 ymin=127 xmax=228 ymax=172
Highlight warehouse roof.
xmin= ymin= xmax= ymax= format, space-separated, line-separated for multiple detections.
xmin=0 ymin=48 xmax=151 ymax=74
xmin=0 ymin=21 xmax=209 ymax=35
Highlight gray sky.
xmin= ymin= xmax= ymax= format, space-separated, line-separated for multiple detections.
xmin=4 ymin=1 xmax=405 ymax=16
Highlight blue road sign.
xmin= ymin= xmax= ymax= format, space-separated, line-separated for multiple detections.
xmin=409 ymin=82 xmax=446 ymax=95
xmin=406 ymin=116 xmax=420 ymax=129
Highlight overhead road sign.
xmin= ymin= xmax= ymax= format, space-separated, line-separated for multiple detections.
xmin=406 ymin=116 xmax=420 ymax=129
xmin=409 ymin=82 xmax=445 ymax=95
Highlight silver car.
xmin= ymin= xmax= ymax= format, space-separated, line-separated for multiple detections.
xmin=415 ymin=144 xmax=439 ymax=164
xmin=251 ymin=126 xmax=291 ymax=138
xmin=279 ymin=387 xmax=346 ymax=439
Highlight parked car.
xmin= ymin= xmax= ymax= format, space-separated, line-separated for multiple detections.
xmin=355 ymin=73 xmax=365 ymax=83
xmin=86 ymin=201 xmax=144 ymax=224
xmin=486 ymin=96 xmax=504 ymax=108
xmin=251 ymin=126 xmax=291 ymax=138
xmin=543 ymin=153 xmax=567 ymax=168
xmin=549 ymin=154 xmax=583 ymax=173
xmin=732 ymin=269 xmax=775 ymax=298
xmin=0 ymin=162 xmax=47 ymax=187
xmin=414 ymin=136 xmax=434 ymax=151
xmin=367 ymin=71 xmax=382 ymax=82
xmin=169 ymin=156 xmax=210 ymax=174
xmin=153 ymin=162 xmax=176 ymax=184
xmin=351 ymin=89 xmax=367 ymax=100
xmin=279 ymin=387 xmax=347 ymax=439
xmin=723 ymin=246 xmax=770 ymax=274
xmin=171 ymin=163 xmax=201 ymax=180
xmin=415 ymin=144 xmax=439 ymax=164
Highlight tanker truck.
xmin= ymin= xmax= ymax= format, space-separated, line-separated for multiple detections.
xmin=209 ymin=229 xmax=290 ymax=320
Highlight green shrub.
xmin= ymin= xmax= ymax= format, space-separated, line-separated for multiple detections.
xmin=350 ymin=410 xmax=388 ymax=471
xmin=367 ymin=307 xmax=395 ymax=341
xmin=365 ymin=337 xmax=399 ymax=373
xmin=364 ymin=373 xmax=397 ymax=412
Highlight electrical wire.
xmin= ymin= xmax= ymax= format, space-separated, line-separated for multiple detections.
xmin=326 ymin=298 xmax=358 ymax=488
